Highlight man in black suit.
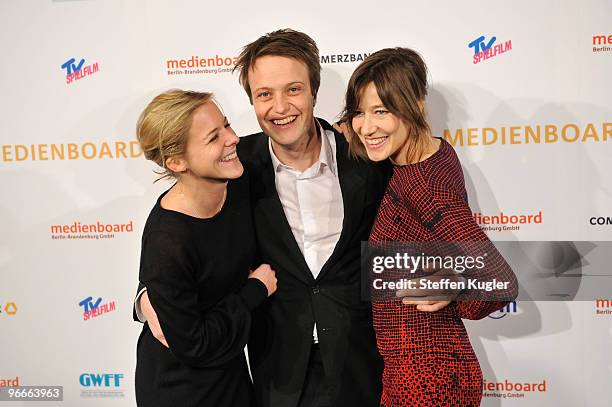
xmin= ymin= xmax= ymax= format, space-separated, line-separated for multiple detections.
xmin=136 ymin=29 xmax=387 ymax=406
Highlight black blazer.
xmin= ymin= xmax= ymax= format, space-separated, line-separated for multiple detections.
xmin=239 ymin=119 xmax=389 ymax=407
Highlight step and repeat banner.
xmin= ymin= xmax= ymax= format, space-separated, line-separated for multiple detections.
xmin=1 ymin=0 xmax=610 ymax=406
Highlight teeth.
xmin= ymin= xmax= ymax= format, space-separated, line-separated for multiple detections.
xmin=365 ymin=137 xmax=387 ymax=146
xmin=272 ymin=116 xmax=296 ymax=125
xmin=221 ymin=152 xmax=237 ymax=162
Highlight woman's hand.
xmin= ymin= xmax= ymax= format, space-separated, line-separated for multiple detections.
xmin=396 ymin=267 xmax=464 ymax=312
xmin=249 ymin=264 xmax=277 ymax=297
xmin=140 ymin=290 xmax=169 ymax=348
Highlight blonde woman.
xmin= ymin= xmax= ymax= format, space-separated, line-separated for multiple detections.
xmin=134 ymin=90 xmax=276 ymax=407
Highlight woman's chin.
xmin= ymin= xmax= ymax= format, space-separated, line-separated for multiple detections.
xmin=365 ymin=151 xmax=389 ymax=162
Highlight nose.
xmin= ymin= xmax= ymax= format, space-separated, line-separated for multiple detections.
xmin=358 ymin=113 xmax=376 ymax=137
xmin=222 ymin=126 xmax=239 ymax=146
xmin=272 ymin=93 xmax=290 ymax=115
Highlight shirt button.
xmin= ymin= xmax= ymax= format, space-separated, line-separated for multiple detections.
xmin=312 ymin=286 xmax=320 ymax=294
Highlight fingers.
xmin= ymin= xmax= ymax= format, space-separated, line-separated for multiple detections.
xmin=402 ymin=299 xmax=436 ymax=305
xmin=157 ymin=335 xmax=169 ymax=348
xmin=141 ymin=292 xmax=169 ymax=348
xmin=333 ymin=122 xmax=350 ymax=139
xmin=417 ymin=301 xmax=452 ymax=312
xmin=400 ymin=299 xmax=452 ymax=311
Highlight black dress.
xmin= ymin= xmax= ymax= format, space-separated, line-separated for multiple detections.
xmin=135 ymin=175 xmax=267 ymax=407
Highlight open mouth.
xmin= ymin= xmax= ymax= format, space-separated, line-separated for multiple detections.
xmin=271 ymin=115 xmax=297 ymax=126
xmin=364 ymin=137 xmax=388 ymax=149
xmin=220 ymin=151 xmax=238 ymax=163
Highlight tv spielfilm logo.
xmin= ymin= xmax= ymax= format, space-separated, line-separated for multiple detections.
xmin=78 ymin=296 xmax=116 ymax=321
xmin=468 ymin=35 xmax=513 ymax=64
xmin=60 ymin=57 xmax=100 ymax=84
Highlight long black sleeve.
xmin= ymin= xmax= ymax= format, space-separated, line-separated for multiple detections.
xmin=140 ymin=230 xmax=266 ymax=368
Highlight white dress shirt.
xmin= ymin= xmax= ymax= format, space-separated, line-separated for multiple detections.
xmin=269 ymin=122 xmax=344 ymax=342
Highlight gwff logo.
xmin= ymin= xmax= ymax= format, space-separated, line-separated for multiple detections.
xmin=79 ymin=373 xmax=124 ymax=387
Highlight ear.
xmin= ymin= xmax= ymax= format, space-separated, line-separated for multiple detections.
xmin=165 ymin=155 xmax=187 ymax=173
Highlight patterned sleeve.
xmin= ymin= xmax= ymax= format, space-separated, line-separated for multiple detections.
xmin=427 ymin=185 xmax=518 ymax=320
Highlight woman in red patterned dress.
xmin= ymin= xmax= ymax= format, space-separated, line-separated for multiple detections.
xmin=341 ymin=48 xmax=518 ymax=406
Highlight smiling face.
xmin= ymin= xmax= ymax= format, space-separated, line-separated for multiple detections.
xmin=248 ymin=55 xmax=316 ymax=150
xmin=351 ymin=82 xmax=412 ymax=164
xmin=170 ymin=101 xmax=243 ymax=181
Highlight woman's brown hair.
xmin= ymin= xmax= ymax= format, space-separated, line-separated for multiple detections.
xmin=341 ymin=47 xmax=431 ymax=162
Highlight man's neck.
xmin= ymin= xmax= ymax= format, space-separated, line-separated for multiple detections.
xmin=271 ymin=121 xmax=322 ymax=172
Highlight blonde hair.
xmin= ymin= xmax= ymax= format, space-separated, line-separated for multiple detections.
xmin=136 ymin=90 xmax=213 ymax=180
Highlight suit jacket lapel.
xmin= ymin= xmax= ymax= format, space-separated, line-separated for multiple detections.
xmin=317 ymin=129 xmax=367 ymax=281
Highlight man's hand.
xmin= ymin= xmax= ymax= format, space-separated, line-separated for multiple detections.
xmin=140 ymin=291 xmax=169 ymax=348
xmin=333 ymin=121 xmax=350 ymax=140
xmin=396 ymin=267 xmax=465 ymax=313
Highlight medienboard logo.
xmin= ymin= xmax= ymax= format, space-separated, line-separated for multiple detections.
xmin=78 ymin=296 xmax=117 ymax=321
xmin=473 ymin=211 xmax=542 ymax=233
xmin=444 ymin=122 xmax=611 ymax=147
xmin=61 ymin=57 xmax=100 ymax=85
xmin=1 ymin=141 xmax=143 ymax=162
xmin=589 ymin=216 xmax=612 ymax=226
xmin=483 ymin=378 xmax=547 ymax=400
xmin=79 ymin=373 xmax=124 ymax=398
xmin=468 ymin=35 xmax=512 ymax=64
xmin=320 ymin=52 xmax=371 ymax=64
xmin=595 ymin=299 xmax=612 ymax=317
xmin=0 ymin=376 xmax=20 ymax=387
xmin=50 ymin=221 xmax=134 ymax=240
xmin=165 ymin=55 xmax=238 ymax=76
xmin=488 ymin=301 xmax=518 ymax=319
xmin=592 ymin=34 xmax=612 ymax=53
xmin=0 ymin=302 xmax=18 ymax=316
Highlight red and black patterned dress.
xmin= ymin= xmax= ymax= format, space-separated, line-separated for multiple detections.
xmin=369 ymin=139 xmax=516 ymax=407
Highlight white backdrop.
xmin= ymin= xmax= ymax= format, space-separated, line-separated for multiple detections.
xmin=0 ymin=0 xmax=610 ymax=405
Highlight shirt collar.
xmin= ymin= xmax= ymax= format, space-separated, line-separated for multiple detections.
xmin=268 ymin=120 xmax=337 ymax=176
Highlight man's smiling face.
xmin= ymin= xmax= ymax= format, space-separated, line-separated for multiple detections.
xmin=248 ymin=55 xmax=316 ymax=150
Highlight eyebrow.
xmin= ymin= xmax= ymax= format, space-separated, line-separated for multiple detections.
xmin=252 ymin=81 xmax=305 ymax=94
xmin=356 ymin=104 xmax=386 ymax=111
